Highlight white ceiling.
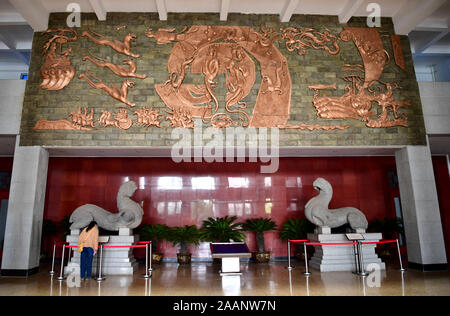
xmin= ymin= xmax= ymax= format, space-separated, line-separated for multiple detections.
xmin=0 ymin=0 xmax=449 ymax=80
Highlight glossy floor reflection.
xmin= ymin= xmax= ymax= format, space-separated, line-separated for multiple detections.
xmin=1 ymin=262 xmax=449 ymax=296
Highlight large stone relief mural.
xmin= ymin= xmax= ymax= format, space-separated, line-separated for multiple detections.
xmin=33 ymin=23 xmax=411 ymax=132
xmin=309 ymin=28 xmax=411 ymax=128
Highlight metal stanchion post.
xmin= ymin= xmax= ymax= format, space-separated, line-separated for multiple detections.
xmin=57 ymin=245 xmax=66 ymax=281
xmin=396 ymin=239 xmax=407 ymax=272
xmin=303 ymin=242 xmax=311 ymax=276
xmin=357 ymin=241 xmax=368 ymax=276
xmin=286 ymin=240 xmax=294 ymax=270
xmin=143 ymin=244 xmax=150 ymax=278
xmin=96 ymin=245 xmax=105 ymax=281
xmin=67 ymin=246 xmax=72 ymax=265
xmin=305 ymin=272 xmax=310 ymax=296
xmin=288 ymin=269 xmax=293 ymax=296
xmin=149 ymin=242 xmax=153 ymax=273
xmin=352 ymin=242 xmax=361 ymax=275
xmin=49 ymin=243 xmax=57 ymax=275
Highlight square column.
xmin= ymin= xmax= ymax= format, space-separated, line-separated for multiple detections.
xmin=395 ymin=143 xmax=447 ymax=270
xmin=1 ymin=139 xmax=49 ymax=276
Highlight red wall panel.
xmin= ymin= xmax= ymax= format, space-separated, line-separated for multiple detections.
xmin=43 ymin=157 xmax=400 ymax=258
xmin=432 ymin=156 xmax=450 ymax=262
xmin=0 ymin=157 xmax=13 ymax=200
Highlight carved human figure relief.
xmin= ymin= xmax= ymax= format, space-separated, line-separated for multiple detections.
xmin=40 ymin=29 xmax=78 ymax=91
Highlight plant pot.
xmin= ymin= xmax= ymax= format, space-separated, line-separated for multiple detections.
xmin=252 ymin=251 xmax=271 ymax=263
xmin=177 ymin=253 xmax=192 ymax=265
xmin=152 ymin=252 xmax=163 ymax=264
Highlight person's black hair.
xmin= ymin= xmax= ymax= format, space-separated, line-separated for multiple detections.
xmin=85 ymin=221 xmax=97 ymax=232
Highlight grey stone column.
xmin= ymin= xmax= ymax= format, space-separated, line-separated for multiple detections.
xmin=1 ymin=138 xmax=49 ymax=276
xmin=395 ymin=142 xmax=447 ymax=271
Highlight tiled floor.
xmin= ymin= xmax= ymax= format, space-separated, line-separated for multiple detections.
xmin=1 ymin=262 xmax=449 ymax=296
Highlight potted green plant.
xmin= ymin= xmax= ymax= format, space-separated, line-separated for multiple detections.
xmin=279 ymin=218 xmax=315 ymax=260
xmin=199 ymin=216 xmax=247 ymax=242
xmin=241 ymin=218 xmax=277 ymax=263
xmin=200 ymin=216 xmax=247 ymax=264
xmin=168 ymin=225 xmax=202 ymax=265
xmin=137 ymin=224 xmax=170 ymax=264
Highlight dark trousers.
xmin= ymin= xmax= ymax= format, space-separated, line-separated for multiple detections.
xmin=80 ymin=247 xmax=94 ymax=279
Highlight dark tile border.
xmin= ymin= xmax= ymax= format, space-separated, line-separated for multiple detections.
xmin=0 ymin=267 xmax=39 ymax=277
xmin=408 ymin=262 xmax=448 ymax=272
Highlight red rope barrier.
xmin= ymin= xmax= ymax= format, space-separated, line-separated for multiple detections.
xmin=65 ymin=244 xmax=147 ymax=249
xmin=137 ymin=241 xmax=152 ymax=244
xmin=289 ymin=240 xmax=309 ymax=244
xmin=302 ymin=240 xmax=398 ymax=246
xmin=306 ymin=242 xmax=358 ymax=246
xmin=362 ymin=240 xmax=398 ymax=245
xmin=103 ymin=245 xmax=147 ymax=249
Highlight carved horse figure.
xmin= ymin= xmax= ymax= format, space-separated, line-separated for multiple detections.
xmin=69 ymin=107 xmax=96 ymax=128
xmin=82 ymin=51 xmax=147 ymax=79
xmin=79 ymin=72 xmax=136 ymax=107
xmin=82 ymin=28 xmax=140 ymax=58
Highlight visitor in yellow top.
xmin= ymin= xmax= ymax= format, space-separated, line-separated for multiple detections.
xmin=78 ymin=221 xmax=99 ymax=280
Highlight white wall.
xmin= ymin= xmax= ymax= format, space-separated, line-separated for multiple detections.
xmin=0 ymin=79 xmax=26 ymax=135
xmin=419 ymin=82 xmax=450 ymax=135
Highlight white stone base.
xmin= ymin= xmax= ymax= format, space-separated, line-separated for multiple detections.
xmin=65 ymin=234 xmax=139 ymax=276
xmin=307 ymin=233 xmax=386 ymax=272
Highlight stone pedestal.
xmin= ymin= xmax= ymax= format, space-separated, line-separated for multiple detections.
xmin=307 ymin=233 xmax=385 ymax=272
xmin=65 ymin=231 xmax=139 ymax=276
